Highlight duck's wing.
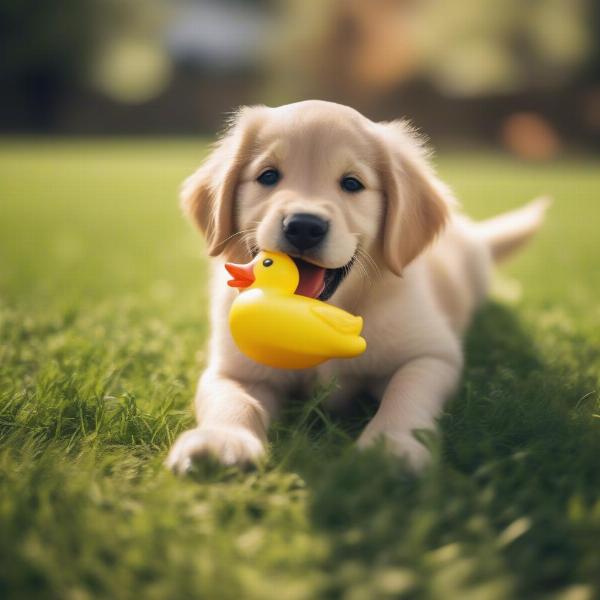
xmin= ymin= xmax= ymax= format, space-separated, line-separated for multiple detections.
xmin=310 ymin=305 xmax=363 ymax=335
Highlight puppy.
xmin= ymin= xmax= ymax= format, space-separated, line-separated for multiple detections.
xmin=167 ymin=100 xmax=548 ymax=473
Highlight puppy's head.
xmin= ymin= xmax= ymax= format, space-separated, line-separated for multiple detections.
xmin=182 ymin=100 xmax=453 ymax=299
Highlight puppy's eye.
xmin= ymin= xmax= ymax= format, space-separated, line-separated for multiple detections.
xmin=340 ymin=176 xmax=364 ymax=193
xmin=257 ymin=168 xmax=281 ymax=187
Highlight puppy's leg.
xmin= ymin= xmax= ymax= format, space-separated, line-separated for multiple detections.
xmin=357 ymin=355 xmax=461 ymax=470
xmin=166 ymin=370 xmax=277 ymax=474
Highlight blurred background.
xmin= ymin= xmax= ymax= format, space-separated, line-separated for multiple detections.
xmin=2 ymin=0 xmax=600 ymax=158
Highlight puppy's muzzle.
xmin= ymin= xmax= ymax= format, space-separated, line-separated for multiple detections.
xmin=282 ymin=213 xmax=329 ymax=251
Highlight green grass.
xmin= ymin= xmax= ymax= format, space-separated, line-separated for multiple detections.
xmin=1 ymin=140 xmax=599 ymax=600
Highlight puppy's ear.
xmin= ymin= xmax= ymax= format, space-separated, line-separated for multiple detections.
xmin=181 ymin=106 xmax=264 ymax=256
xmin=375 ymin=121 xmax=455 ymax=275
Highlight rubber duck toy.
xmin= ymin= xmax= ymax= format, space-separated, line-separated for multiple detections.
xmin=225 ymin=251 xmax=367 ymax=369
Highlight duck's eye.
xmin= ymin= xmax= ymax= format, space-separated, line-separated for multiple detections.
xmin=262 ymin=258 xmax=273 ymax=267
xmin=340 ymin=176 xmax=364 ymax=193
xmin=257 ymin=169 xmax=281 ymax=187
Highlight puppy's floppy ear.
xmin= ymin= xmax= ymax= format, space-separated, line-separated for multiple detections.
xmin=375 ymin=120 xmax=455 ymax=275
xmin=181 ymin=106 xmax=265 ymax=256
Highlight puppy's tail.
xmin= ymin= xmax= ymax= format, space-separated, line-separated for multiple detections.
xmin=477 ymin=196 xmax=551 ymax=263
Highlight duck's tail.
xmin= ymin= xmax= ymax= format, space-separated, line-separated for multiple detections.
xmin=477 ymin=196 xmax=551 ymax=263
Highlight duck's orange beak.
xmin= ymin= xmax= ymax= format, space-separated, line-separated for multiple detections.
xmin=225 ymin=261 xmax=255 ymax=288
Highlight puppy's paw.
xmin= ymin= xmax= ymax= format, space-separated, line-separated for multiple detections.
xmin=166 ymin=426 xmax=265 ymax=475
xmin=357 ymin=428 xmax=431 ymax=471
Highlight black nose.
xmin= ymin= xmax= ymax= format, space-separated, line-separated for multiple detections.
xmin=283 ymin=213 xmax=329 ymax=251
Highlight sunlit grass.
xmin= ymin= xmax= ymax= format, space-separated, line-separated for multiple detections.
xmin=0 ymin=140 xmax=599 ymax=599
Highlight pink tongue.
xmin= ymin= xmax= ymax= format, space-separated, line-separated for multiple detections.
xmin=293 ymin=259 xmax=326 ymax=298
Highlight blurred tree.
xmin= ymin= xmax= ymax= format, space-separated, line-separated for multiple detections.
xmin=417 ymin=0 xmax=592 ymax=97
xmin=0 ymin=0 xmax=105 ymax=129
xmin=0 ymin=0 xmax=169 ymax=130
xmin=90 ymin=0 xmax=170 ymax=104
xmin=268 ymin=0 xmax=593 ymax=104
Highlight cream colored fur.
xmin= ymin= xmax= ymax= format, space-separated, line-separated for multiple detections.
xmin=166 ymin=100 xmax=548 ymax=473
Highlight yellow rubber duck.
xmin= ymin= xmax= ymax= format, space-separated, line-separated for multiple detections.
xmin=225 ymin=251 xmax=367 ymax=369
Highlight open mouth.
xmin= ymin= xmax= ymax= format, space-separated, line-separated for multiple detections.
xmin=292 ymin=256 xmax=355 ymax=301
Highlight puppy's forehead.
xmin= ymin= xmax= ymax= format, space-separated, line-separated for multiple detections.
xmin=253 ymin=104 xmax=373 ymax=158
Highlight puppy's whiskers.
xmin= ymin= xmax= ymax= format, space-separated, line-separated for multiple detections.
xmin=356 ymin=246 xmax=382 ymax=280
xmin=219 ymin=227 xmax=257 ymax=247
xmin=239 ymin=231 xmax=259 ymax=256
xmin=354 ymin=255 xmax=371 ymax=286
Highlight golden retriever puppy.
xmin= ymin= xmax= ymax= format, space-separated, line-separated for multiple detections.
xmin=166 ymin=100 xmax=548 ymax=473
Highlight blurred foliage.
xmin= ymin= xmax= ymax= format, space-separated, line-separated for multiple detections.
xmin=90 ymin=0 xmax=170 ymax=103
xmin=0 ymin=0 xmax=167 ymax=127
xmin=0 ymin=0 xmax=103 ymax=126
xmin=417 ymin=0 xmax=592 ymax=96
xmin=268 ymin=0 xmax=595 ymax=103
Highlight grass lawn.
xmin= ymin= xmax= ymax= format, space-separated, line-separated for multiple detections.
xmin=1 ymin=139 xmax=599 ymax=600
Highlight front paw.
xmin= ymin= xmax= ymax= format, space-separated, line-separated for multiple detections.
xmin=166 ymin=426 xmax=265 ymax=474
xmin=357 ymin=428 xmax=431 ymax=471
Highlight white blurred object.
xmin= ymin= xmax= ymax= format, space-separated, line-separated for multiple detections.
xmin=166 ymin=0 xmax=271 ymax=69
